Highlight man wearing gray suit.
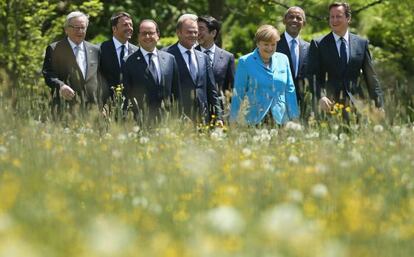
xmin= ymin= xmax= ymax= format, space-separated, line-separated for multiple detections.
xmin=163 ymin=14 xmax=223 ymax=125
xmin=308 ymin=2 xmax=384 ymax=115
xmin=276 ymin=7 xmax=310 ymax=118
xmin=196 ymin=15 xmax=235 ymax=118
xmin=123 ymin=19 xmax=181 ymax=124
xmin=42 ymin=11 xmax=102 ymax=116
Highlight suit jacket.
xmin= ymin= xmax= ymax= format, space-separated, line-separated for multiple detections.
xmin=42 ymin=37 xmax=101 ymax=106
xmin=123 ymin=48 xmax=181 ymax=123
xmin=99 ymin=39 xmax=138 ymax=103
xmin=195 ymin=45 xmax=235 ymax=93
xmin=276 ymin=33 xmax=309 ymax=105
xmin=308 ymin=32 xmax=384 ymax=107
xmin=230 ymin=49 xmax=299 ymax=125
xmin=163 ymin=43 xmax=223 ymax=123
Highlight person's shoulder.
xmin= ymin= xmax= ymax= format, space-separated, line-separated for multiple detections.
xmin=275 ymin=52 xmax=289 ymax=62
xmin=216 ymin=46 xmax=234 ymax=58
xmin=129 ymin=42 xmax=139 ymax=51
xmin=158 ymin=49 xmax=175 ymax=59
xmin=349 ymin=33 xmax=368 ymax=43
xmin=84 ymin=41 xmax=100 ymax=51
xmin=161 ymin=43 xmax=178 ymax=52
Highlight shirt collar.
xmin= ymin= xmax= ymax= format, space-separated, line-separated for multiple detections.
xmin=200 ymin=44 xmax=216 ymax=54
xmin=67 ymin=38 xmax=84 ymax=50
xmin=140 ymin=47 xmax=158 ymax=57
xmin=113 ymin=37 xmax=129 ymax=50
xmin=332 ymin=30 xmax=349 ymax=43
xmin=284 ymin=32 xmax=298 ymax=45
xmin=178 ymin=43 xmax=194 ymax=55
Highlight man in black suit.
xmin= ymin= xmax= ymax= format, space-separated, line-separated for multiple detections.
xmin=308 ymin=2 xmax=384 ymax=115
xmin=196 ymin=15 xmax=235 ymax=119
xmin=123 ymin=19 xmax=181 ymax=124
xmin=42 ymin=11 xmax=102 ymax=117
xmin=276 ymin=6 xmax=310 ymax=118
xmin=163 ymin=14 xmax=223 ymax=125
xmin=99 ymin=12 xmax=138 ymax=110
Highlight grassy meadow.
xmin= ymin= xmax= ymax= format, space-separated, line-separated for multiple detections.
xmin=0 ymin=91 xmax=414 ymax=257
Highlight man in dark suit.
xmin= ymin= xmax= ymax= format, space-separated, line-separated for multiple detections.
xmin=42 ymin=11 xmax=102 ymax=117
xmin=99 ymin=12 xmax=138 ymax=110
xmin=276 ymin=6 xmax=310 ymax=118
xmin=163 ymin=14 xmax=223 ymax=125
xmin=308 ymin=2 xmax=384 ymax=116
xmin=196 ymin=15 xmax=235 ymax=119
xmin=123 ymin=19 xmax=181 ymax=124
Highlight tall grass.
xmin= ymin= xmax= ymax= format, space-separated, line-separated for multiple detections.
xmin=0 ymin=82 xmax=413 ymax=257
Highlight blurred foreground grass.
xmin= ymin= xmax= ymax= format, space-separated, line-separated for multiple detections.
xmin=0 ymin=99 xmax=414 ymax=257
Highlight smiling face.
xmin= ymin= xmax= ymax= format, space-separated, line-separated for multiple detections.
xmin=197 ymin=21 xmax=216 ymax=48
xmin=138 ymin=21 xmax=159 ymax=52
xmin=257 ymin=39 xmax=277 ymax=63
xmin=283 ymin=8 xmax=305 ymax=38
xmin=112 ymin=16 xmax=133 ymax=43
xmin=177 ymin=19 xmax=198 ymax=49
xmin=329 ymin=5 xmax=350 ymax=36
xmin=65 ymin=16 xmax=88 ymax=45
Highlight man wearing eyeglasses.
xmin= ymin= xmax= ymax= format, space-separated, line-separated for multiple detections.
xmin=99 ymin=12 xmax=138 ymax=112
xmin=42 ymin=11 xmax=102 ymax=117
xmin=123 ymin=19 xmax=181 ymax=124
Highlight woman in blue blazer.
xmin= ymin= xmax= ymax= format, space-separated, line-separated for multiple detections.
xmin=230 ymin=25 xmax=299 ymax=125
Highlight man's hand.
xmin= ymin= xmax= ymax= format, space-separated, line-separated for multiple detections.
xmin=59 ymin=85 xmax=75 ymax=100
xmin=319 ymin=96 xmax=334 ymax=112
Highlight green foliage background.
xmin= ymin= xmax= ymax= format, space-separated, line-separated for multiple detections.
xmin=0 ymin=0 xmax=413 ymax=120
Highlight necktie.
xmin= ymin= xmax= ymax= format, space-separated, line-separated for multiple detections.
xmin=204 ymin=49 xmax=213 ymax=66
xmin=290 ymin=39 xmax=297 ymax=78
xmin=339 ymin=37 xmax=347 ymax=75
xmin=147 ymin=53 xmax=159 ymax=85
xmin=119 ymin=44 xmax=125 ymax=66
xmin=74 ymin=45 xmax=86 ymax=79
xmin=186 ymin=50 xmax=197 ymax=83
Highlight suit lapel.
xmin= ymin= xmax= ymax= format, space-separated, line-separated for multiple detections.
xmin=157 ymin=50 xmax=167 ymax=87
xmin=172 ymin=44 xmax=195 ymax=86
xmin=137 ymin=48 xmax=158 ymax=86
xmin=195 ymin=50 xmax=205 ymax=84
xmin=65 ymin=38 xmax=85 ymax=82
xmin=348 ymin=33 xmax=359 ymax=68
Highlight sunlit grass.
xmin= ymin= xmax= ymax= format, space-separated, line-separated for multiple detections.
xmin=0 ymin=92 xmax=414 ymax=257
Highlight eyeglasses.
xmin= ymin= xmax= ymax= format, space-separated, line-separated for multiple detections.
xmin=139 ymin=31 xmax=157 ymax=37
xmin=68 ymin=25 xmax=87 ymax=32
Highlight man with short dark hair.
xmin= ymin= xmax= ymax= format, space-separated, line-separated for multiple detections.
xmin=308 ymin=2 xmax=384 ymax=116
xmin=276 ymin=7 xmax=310 ymax=117
xmin=123 ymin=19 xmax=181 ymax=124
xmin=42 ymin=11 xmax=102 ymax=116
xmin=100 ymin=12 xmax=138 ymax=108
xmin=163 ymin=14 xmax=223 ymax=125
xmin=196 ymin=15 xmax=235 ymax=118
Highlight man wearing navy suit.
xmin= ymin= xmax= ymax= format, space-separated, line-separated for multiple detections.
xmin=100 ymin=12 xmax=138 ymax=108
xmin=42 ymin=11 xmax=102 ymax=117
xmin=196 ymin=15 xmax=235 ymax=119
xmin=308 ymin=2 xmax=384 ymax=115
xmin=276 ymin=7 xmax=310 ymax=117
xmin=163 ymin=14 xmax=223 ymax=125
xmin=123 ymin=19 xmax=181 ymax=124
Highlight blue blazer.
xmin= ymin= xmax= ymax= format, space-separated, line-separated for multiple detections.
xmin=163 ymin=43 xmax=223 ymax=123
xmin=230 ymin=49 xmax=299 ymax=125
xmin=123 ymin=48 xmax=181 ymax=122
xmin=308 ymin=32 xmax=384 ymax=107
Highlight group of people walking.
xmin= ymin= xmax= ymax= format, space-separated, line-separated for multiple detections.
xmin=42 ymin=2 xmax=384 ymax=127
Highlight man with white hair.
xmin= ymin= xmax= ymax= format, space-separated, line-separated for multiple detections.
xmin=163 ymin=14 xmax=223 ymax=125
xmin=42 ymin=11 xmax=102 ymax=117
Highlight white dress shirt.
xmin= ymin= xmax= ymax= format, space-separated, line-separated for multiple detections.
xmin=333 ymin=30 xmax=350 ymax=62
xmin=68 ymin=38 xmax=86 ymax=79
xmin=113 ymin=37 xmax=130 ymax=66
xmin=284 ymin=32 xmax=299 ymax=77
xmin=177 ymin=43 xmax=198 ymax=74
xmin=140 ymin=47 xmax=161 ymax=83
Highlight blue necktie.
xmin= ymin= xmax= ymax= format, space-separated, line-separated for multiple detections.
xmin=186 ymin=50 xmax=197 ymax=83
xmin=204 ymin=49 xmax=213 ymax=66
xmin=120 ymin=44 xmax=125 ymax=66
xmin=147 ymin=53 xmax=159 ymax=85
xmin=290 ymin=39 xmax=297 ymax=78
xmin=339 ymin=37 xmax=347 ymax=75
